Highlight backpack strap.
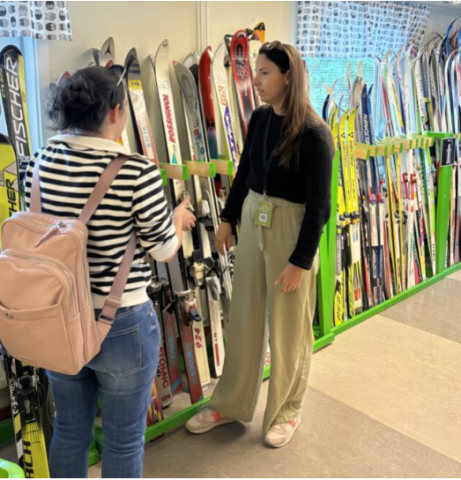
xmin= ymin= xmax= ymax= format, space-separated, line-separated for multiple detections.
xmin=98 ymin=232 xmax=137 ymax=323
xmin=30 ymin=158 xmax=42 ymax=214
xmin=30 ymin=154 xmax=138 ymax=324
xmin=77 ymin=155 xmax=137 ymax=323
xmin=78 ymin=155 xmax=130 ymax=224
xmin=30 ymin=154 xmax=130 ymax=219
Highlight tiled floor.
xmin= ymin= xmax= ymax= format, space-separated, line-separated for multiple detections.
xmin=2 ymin=277 xmax=461 ymax=477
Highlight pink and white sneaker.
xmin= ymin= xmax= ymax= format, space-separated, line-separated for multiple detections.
xmin=186 ymin=407 xmax=237 ymax=434
xmin=264 ymin=415 xmax=301 ymax=448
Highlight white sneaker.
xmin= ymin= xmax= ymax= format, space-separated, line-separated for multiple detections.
xmin=186 ymin=407 xmax=237 ymax=434
xmin=264 ymin=415 xmax=301 ymax=448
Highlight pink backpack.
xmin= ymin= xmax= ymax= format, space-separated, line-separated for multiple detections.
xmin=0 ymin=155 xmax=136 ymax=374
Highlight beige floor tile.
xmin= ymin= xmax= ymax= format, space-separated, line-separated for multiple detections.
xmin=447 ymin=268 xmax=461 ymax=282
xmin=380 ymin=278 xmax=461 ymax=344
xmin=310 ymin=316 xmax=461 ymax=464
xmin=88 ymin=386 xmax=461 ymax=478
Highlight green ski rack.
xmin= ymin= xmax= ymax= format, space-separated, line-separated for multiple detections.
xmin=319 ymin=132 xmax=459 ymax=341
xmin=425 ymin=132 xmax=456 ymax=275
xmin=92 ymin=129 xmax=461 ymax=459
xmin=22 ymin=133 xmax=458 ymax=467
xmin=314 ymin=150 xmax=340 ymax=347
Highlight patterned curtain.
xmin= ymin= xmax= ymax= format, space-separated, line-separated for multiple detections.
xmin=0 ymin=1 xmax=72 ymax=40
xmin=297 ymin=1 xmax=429 ymax=58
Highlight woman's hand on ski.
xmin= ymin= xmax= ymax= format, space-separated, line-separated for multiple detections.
xmin=274 ymin=263 xmax=304 ymax=295
xmin=215 ymin=222 xmax=233 ymax=255
xmin=174 ymin=197 xmax=196 ymax=232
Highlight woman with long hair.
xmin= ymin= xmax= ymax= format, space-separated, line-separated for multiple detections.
xmin=186 ymin=41 xmax=334 ymax=448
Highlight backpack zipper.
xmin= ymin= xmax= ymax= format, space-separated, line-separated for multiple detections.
xmin=4 ymin=251 xmax=78 ymax=316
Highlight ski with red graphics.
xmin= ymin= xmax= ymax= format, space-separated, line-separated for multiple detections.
xmin=230 ymin=30 xmax=255 ymax=136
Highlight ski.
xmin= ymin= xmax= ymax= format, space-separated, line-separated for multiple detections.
xmin=0 ymin=134 xmax=20 ymax=248
xmin=3 ymin=356 xmax=50 ymax=477
xmin=125 ymin=48 xmax=158 ymax=165
xmin=211 ymin=42 xmax=240 ymax=172
xmin=0 ymin=45 xmax=32 ymax=188
xmin=230 ymin=30 xmax=256 ymax=136
xmin=199 ymin=47 xmax=220 ymax=161
xmin=100 ymin=37 xmax=115 ymax=68
xmin=167 ymin=256 xmax=203 ymax=404
xmin=148 ymin=279 xmax=173 ymax=408
xmin=152 ymin=40 xmax=211 ymax=388
xmin=253 ymin=21 xmax=266 ymax=43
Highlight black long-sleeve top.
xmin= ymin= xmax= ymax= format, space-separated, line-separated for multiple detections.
xmin=221 ymin=106 xmax=335 ymax=270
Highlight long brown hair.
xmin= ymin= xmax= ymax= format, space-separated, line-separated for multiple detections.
xmin=259 ymin=41 xmax=323 ymax=171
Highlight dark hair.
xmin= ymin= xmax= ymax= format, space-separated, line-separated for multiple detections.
xmin=259 ymin=42 xmax=327 ymax=171
xmin=47 ymin=66 xmax=125 ymax=133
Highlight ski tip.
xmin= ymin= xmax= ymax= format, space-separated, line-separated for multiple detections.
xmin=254 ymin=21 xmax=265 ymax=31
xmin=224 ymin=35 xmax=232 ymax=53
xmin=56 ymin=71 xmax=71 ymax=87
xmin=200 ymin=45 xmax=212 ymax=56
xmin=0 ymin=45 xmax=23 ymax=57
xmin=182 ymin=52 xmax=194 ymax=67
xmin=92 ymin=48 xmax=101 ymax=66
xmin=125 ymin=48 xmax=138 ymax=70
xmin=101 ymin=37 xmax=115 ymax=55
xmin=155 ymin=39 xmax=168 ymax=58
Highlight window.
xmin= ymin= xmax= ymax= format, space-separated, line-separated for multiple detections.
xmin=305 ymin=57 xmax=375 ymax=118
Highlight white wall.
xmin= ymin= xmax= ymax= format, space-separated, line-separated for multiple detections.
xmin=424 ymin=4 xmax=461 ymax=41
xmin=205 ymin=1 xmax=296 ymax=154
xmin=46 ymin=1 xmax=198 ymax=161
xmin=42 ymin=1 xmax=297 ymax=160
xmin=207 ymin=1 xmax=297 ymax=48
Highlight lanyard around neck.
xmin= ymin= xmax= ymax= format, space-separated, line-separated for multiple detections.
xmin=262 ymin=108 xmax=274 ymax=195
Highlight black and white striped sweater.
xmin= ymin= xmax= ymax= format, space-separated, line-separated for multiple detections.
xmin=25 ymin=135 xmax=178 ymax=308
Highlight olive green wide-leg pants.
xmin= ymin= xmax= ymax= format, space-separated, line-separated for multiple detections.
xmin=210 ymin=190 xmax=319 ymax=434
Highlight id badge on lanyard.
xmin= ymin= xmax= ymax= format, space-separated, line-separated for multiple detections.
xmin=254 ymin=108 xmax=275 ymax=229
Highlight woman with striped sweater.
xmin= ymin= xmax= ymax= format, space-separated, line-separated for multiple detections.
xmin=25 ymin=66 xmax=195 ymax=478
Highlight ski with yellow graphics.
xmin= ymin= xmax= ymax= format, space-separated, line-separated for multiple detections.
xmin=0 ymin=134 xmax=20 ymax=249
xmin=346 ymin=109 xmax=363 ymax=316
xmin=253 ymin=22 xmax=266 ymax=43
xmin=4 ymin=356 xmax=50 ymax=478
xmin=324 ymin=103 xmax=346 ymax=326
xmin=0 ymin=46 xmax=32 ymax=190
xmin=339 ymin=110 xmax=362 ymax=318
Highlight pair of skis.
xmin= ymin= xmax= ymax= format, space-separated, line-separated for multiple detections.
xmin=0 ymin=45 xmax=52 ymax=477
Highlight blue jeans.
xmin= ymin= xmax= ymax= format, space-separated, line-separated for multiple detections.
xmin=47 ymin=300 xmax=160 ymax=478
